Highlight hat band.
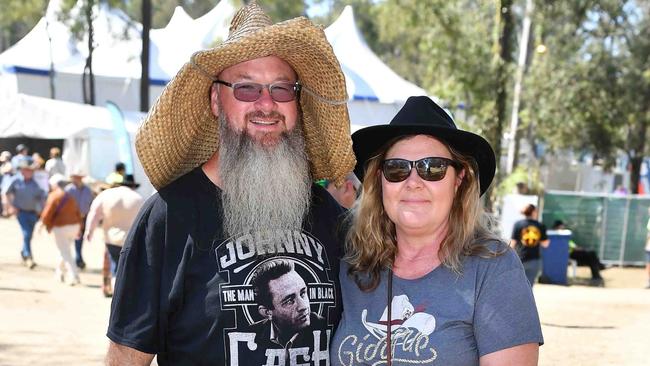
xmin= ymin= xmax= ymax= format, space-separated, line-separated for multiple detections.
xmin=188 ymin=55 xmax=349 ymax=106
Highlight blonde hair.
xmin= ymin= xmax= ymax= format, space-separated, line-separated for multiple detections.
xmin=50 ymin=147 xmax=61 ymax=158
xmin=345 ymin=135 xmax=504 ymax=291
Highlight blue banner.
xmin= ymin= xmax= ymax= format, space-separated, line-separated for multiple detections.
xmin=106 ymin=101 xmax=134 ymax=175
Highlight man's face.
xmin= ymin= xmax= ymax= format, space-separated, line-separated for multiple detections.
xmin=267 ymin=270 xmax=311 ymax=333
xmin=20 ymin=168 xmax=34 ymax=180
xmin=210 ymin=56 xmax=299 ymax=148
xmin=71 ymin=176 xmax=83 ymax=186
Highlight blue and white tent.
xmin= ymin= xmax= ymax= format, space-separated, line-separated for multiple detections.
xmin=0 ymin=0 xmax=427 ymax=129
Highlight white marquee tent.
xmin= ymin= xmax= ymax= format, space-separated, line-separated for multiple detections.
xmin=0 ymin=0 xmax=427 ymax=127
xmin=0 ymin=92 xmax=153 ymax=196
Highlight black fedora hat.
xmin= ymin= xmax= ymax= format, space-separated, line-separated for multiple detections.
xmin=119 ymin=174 xmax=140 ymax=189
xmin=352 ymin=96 xmax=496 ymax=196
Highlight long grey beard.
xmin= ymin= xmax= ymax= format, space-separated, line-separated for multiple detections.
xmin=217 ymin=113 xmax=312 ymax=238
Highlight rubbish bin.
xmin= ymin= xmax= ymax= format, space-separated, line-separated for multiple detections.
xmin=541 ymin=229 xmax=571 ymax=285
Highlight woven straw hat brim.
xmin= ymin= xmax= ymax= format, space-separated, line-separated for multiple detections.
xmin=352 ymin=125 xmax=496 ymax=196
xmin=136 ymin=16 xmax=355 ymax=190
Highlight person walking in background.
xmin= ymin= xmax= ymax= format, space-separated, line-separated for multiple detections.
xmin=101 ymin=161 xmax=127 ymax=290
xmin=317 ymin=172 xmax=361 ymax=209
xmin=85 ymin=175 xmax=143 ymax=296
xmin=105 ymin=162 xmax=126 ymax=185
xmin=1 ymin=160 xmax=47 ymax=268
xmin=40 ymin=174 xmax=82 ymax=286
xmin=0 ymin=151 xmax=12 ymax=214
xmin=45 ymin=147 xmax=66 ymax=177
xmin=511 ymin=204 xmax=550 ymax=286
xmin=0 ymin=150 xmax=12 ymax=170
xmin=31 ymin=153 xmax=50 ymax=194
xmin=65 ymin=168 xmax=94 ymax=270
xmin=10 ymin=144 xmax=32 ymax=171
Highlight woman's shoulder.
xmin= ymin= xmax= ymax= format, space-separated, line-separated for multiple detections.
xmin=464 ymin=240 xmax=522 ymax=272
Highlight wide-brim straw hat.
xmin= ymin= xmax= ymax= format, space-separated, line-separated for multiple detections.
xmin=352 ymin=96 xmax=496 ymax=196
xmin=136 ymin=2 xmax=355 ymax=190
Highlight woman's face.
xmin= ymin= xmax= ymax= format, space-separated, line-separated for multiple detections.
xmin=381 ymin=135 xmax=463 ymax=237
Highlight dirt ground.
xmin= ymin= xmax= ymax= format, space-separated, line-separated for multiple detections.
xmin=0 ymin=216 xmax=648 ymax=366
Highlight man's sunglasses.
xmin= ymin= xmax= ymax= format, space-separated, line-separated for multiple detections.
xmin=381 ymin=157 xmax=462 ymax=183
xmin=214 ymin=80 xmax=300 ymax=103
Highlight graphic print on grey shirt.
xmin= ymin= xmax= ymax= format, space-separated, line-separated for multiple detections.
xmin=330 ymin=246 xmax=544 ymax=366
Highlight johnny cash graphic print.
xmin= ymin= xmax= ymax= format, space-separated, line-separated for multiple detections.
xmin=213 ymin=230 xmax=337 ymax=366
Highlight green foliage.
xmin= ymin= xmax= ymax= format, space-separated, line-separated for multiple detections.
xmin=496 ymin=165 xmax=543 ymax=199
xmin=356 ymin=0 xmax=513 ymax=146
xmin=0 ymin=0 xmax=47 ymax=51
xmin=522 ymin=0 xmax=650 ymax=190
xmin=255 ymin=0 xmax=307 ymax=21
xmin=116 ymin=0 xmax=220 ymax=28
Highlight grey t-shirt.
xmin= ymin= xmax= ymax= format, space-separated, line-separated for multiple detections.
xmin=331 ymin=244 xmax=543 ymax=366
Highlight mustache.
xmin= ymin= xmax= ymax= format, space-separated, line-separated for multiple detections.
xmin=245 ymin=110 xmax=286 ymax=122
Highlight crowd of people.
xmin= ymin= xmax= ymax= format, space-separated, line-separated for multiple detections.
xmin=1 ymin=145 xmax=142 ymax=295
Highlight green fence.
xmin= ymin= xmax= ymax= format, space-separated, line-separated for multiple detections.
xmin=540 ymin=191 xmax=649 ymax=265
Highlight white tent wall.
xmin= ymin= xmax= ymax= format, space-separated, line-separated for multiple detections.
xmin=63 ymin=127 xmax=154 ymax=198
xmin=0 ymin=93 xmax=154 ymax=196
xmin=348 ymin=100 xmax=406 ymax=132
xmin=8 ymin=70 xmax=165 ymax=111
xmin=12 ymin=71 xmax=83 ymax=103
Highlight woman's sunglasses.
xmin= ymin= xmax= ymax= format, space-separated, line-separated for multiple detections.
xmin=381 ymin=157 xmax=462 ymax=183
xmin=214 ymin=80 xmax=300 ymax=103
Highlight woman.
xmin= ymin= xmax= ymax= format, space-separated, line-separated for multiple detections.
xmin=40 ymin=173 xmax=82 ymax=285
xmin=510 ymin=204 xmax=550 ymax=286
xmin=331 ymin=96 xmax=543 ymax=365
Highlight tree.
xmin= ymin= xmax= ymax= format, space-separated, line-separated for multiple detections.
xmin=361 ymin=0 xmax=517 ymax=208
xmin=0 ymin=0 xmax=47 ymax=52
xmin=252 ymin=0 xmax=307 ymax=20
xmin=523 ymin=0 xmax=650 ymax=193
xmin=58 ymin=0 xmax=99 ymax=105
xmin=140 ymin=0 xmax=151 ymax=112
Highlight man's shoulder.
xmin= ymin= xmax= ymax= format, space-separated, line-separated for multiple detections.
xmin=159 ymin=168 xmax=213 ymax=197
xmin=139 ymin=169 xmax=213 ymax=225
xmin=50 ymin=189 xmax=65 ymax=199
xmin=310 ymin=184 xmax=346 ymax=217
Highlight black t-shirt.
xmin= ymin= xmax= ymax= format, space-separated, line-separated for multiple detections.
xmin=107 ymin=168 xmax=347 ymax=365
xmin=510 ymin=218 xmax=548 ymax=262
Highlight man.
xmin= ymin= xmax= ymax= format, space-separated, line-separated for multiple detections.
xmin=247 ymin=259 xmax=327 ymax=360
xmin=106 ymin=4 xmax=353 ymax=365
xmin=10 ymin=144 xmax=32 ymax=172
xmin=85 ymin=175 xmax=143 ymax=294
xmin=552 ymin=220 xmax=605 ymax=284
xmin=40 ymin=173 xmax=82 ymax=285
xmin=317 ymin=172 xmax=360 ymax=209
xmin=45 ymin=147 xmax=66 ymax=177
xmin=1 ymin=160 xmax=47 ymax=269
xmin=65 ymin=168 xmax=95 ymax=269
xmin=0 ymin=151 xmax=12 ymax=214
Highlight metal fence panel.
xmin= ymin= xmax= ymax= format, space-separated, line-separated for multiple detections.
xmin=540 ymin=191 xmax=648 ymax=265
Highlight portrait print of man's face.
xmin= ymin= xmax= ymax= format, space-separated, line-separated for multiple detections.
xmin=262 ymin=269 xmax=311 ymax=334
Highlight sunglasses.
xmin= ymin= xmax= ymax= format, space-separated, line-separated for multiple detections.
xmin=214 ymin=79 xmax=300 ymax=103
xmin=382 ymin=157 xmax=462 ymax=183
